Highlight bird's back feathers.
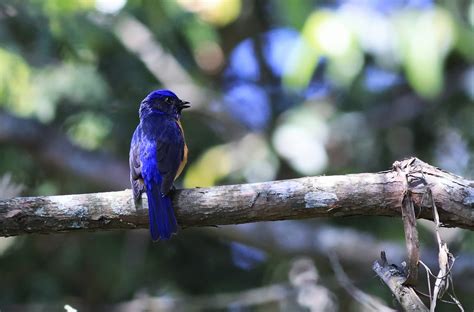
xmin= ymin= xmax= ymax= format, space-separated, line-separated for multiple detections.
xmin=130 ymin=111 xmax=185 ymax=240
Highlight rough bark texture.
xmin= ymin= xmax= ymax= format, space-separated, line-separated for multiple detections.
xmin=373 ymin=254 xmax=429 ymax=312
xmin=0 ymin=158 xmax=473 ymax=237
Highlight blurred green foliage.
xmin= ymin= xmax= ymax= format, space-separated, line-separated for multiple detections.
xmin=0 ymin=0 xmax=473 ymax=310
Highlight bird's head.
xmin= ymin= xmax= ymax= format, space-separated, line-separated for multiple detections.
xmin=139 ymin=89 xmax=190 ymax=119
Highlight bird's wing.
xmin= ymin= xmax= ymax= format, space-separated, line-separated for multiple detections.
xmin=129 ymin=126 xmax=145 ymax=201
xmin=130 ymin=126 xmax=142 ymax=180
xmin=156 ymin=119 xmax=185 ymax=195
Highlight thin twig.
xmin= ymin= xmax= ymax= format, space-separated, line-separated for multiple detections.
xmin=419 ymin=260 xmax=432 ymax=301
xmin=428 ymin=188 xmax=463 ymax=311
xmin=329 ymin=253 xmax=395 ymax=312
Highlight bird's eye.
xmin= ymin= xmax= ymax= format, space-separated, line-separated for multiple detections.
xmin=164 ymin=97 xmax=169 ymax=103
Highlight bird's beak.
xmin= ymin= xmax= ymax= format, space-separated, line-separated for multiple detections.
xmin=179 ymin=101 xmax=191 ymax=109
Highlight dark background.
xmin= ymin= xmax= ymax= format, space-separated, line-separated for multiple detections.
xmin=0 ymin=0 xmax=473 ymax=310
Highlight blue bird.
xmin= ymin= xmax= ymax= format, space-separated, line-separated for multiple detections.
xmin=129 ymin=90 xmax=189 ymax=240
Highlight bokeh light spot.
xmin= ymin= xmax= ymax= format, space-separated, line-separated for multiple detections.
xmin=224 ymin=83 xmax=271 ymax=131
xmin=272 ymin=104 xmax=329 ymax=175
xmin=226 ymin=39 xmax=260 ymax=81
xmin=194 ymin=41 xmax=224 ymax=74
xmin=177 ymin=0 xmax=241 ymax=26
xmin=66 ymin=113 xmax=112 ymax=150
xmin=95 ymin=0 xmax=126 ymax=14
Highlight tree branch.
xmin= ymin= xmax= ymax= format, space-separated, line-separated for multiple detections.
xmin=373 ymin=252 xmax=429 ymax=312
xmin=0 ymin=158 xmax=473 ymax=237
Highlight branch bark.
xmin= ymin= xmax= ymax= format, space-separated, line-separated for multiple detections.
xmin=373 ymin=252 xmax=429 ymax=312
xmin=0 ymin=158 xmax=473 ymax=237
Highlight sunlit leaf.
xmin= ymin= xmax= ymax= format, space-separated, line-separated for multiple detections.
xmin=184 ymin=134 xmax=278 ymax=187
xmin=395 ymin=7 xmax=455 ymax=98
xmin=32 ymin=0 xmax=95 ymax=15
xmin=66 ymin=112 xmax=112 ymax=150
xmin=0 ymin=49 xmax=32 ymax=116
xmin=284 ymin=10 xmax=363 ymax=89
xmin=184 ymin=145 xmax=232 ymax=187
xmin=30 ymin=63 xmax=109 ymax=122
xmin=177 ymin=0 xmax=241 ymax=26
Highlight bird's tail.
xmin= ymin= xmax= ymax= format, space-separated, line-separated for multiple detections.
xmin=144 ymin=177 xmax=178 ymax=241
xmin=140 ymin=145 xmax=178 ymax=241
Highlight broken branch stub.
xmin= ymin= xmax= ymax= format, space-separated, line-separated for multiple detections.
xmin=373 ymin=252 xmax=429 ymax=312
xmin=393 ymin=159 xmax=420 ymax=286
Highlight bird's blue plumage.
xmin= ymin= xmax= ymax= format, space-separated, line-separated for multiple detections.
xmin=140 ymin=141 xmax=177 ymax=240
xmin=129 ymin=89 xmax=189 ymax=241
xmin=145 ymin=89 xmax=177 ymax=101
